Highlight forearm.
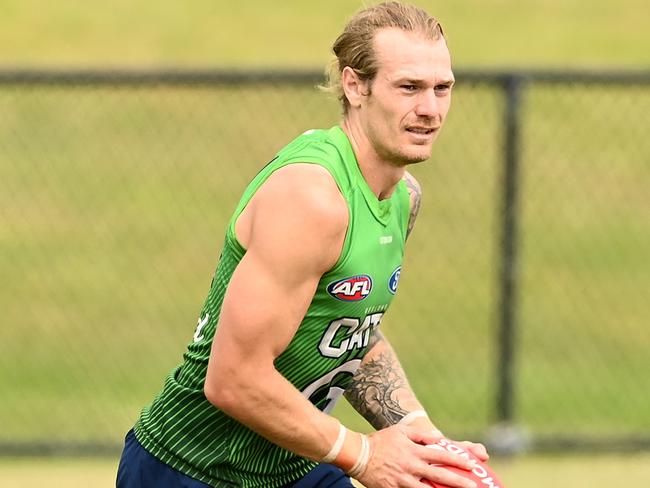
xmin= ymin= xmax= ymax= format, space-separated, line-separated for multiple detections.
xmin=344 ymin=331 xmax=438 ymax=431
xmin=207 ymin=363 xmax=351 ymax=462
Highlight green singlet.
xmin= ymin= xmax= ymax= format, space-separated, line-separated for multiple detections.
xmin=134 ymin=126 xmax=410 ymax=487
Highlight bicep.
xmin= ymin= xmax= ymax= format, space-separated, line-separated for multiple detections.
xmin=208 ymin=165 xmax=348 ymax=375
xmin=213 ymin=252 xmax=316 ymax=363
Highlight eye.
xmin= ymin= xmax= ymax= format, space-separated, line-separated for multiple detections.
xmin=400 ymin=84 xmax=418 ymax=92
xmin=435 ymin=84 xmax=452 ymax=94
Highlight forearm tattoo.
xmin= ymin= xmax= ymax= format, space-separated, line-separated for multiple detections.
xmin=344 ymin=348 xmax=410 ymax=430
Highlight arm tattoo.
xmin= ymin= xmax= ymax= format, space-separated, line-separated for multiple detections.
xmin=344 ymin=348 xmax=410 ymax=430
xmin=366 ymin=328 xmax=384 ymax=350
xmin=403 ymin=172 xmax=422 ymax=239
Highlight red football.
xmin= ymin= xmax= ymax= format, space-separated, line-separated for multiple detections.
xmin=422 ymin=438 xmax=505 ymax=488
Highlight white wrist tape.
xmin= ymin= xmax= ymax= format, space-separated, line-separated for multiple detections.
xmin=322 ymin=423 xmax=347 ymax=463
xmin=398 ymin=409 xmax=429 ymax=426
xmin=347 ymin=434 xmax=370 ymax=479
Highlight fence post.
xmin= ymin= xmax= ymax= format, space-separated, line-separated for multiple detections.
xmin=489 ymin=74 xmax=527 ymax=454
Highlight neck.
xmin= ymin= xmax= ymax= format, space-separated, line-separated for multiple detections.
xmin=340 ymin=118 xmax=405 ymax=200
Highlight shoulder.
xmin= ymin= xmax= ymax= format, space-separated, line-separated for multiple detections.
xmin=277 ymin=128 xmax=342 ymax=164
xmin=275 ymin=128 xmax=352 ymax=189
xmin=401 ymin=171 xmax=422 ymax=239
xmin=402 ymin=170 xmax=422 ymax=200
xmin=261 ymin=163 xmax=348 ymax=226
xmin=242 ymin=163 xmax=349 ymax=272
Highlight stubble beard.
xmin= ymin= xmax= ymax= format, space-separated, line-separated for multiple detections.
xmin=381 ymin=141 xmax=433 ymax=167
xmin=385 ymin=125 xmax=439 ymax=166
xmin=366 ymin=118 xmax=436 ymax=167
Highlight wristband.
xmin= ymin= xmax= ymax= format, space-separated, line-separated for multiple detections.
xmin=346 ymin=434 xmax=370 ymax=479
xmin=398 ymin=409 xmax=429 ymax=426
xmin=322 ymin=423 xmax=347 ymax=463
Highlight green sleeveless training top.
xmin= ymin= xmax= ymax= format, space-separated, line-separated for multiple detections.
xmin=135 ymin=126 xmax=410 ymax=487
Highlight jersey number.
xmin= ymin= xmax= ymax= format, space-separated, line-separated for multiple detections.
xmin=300 ymin=360 xmax=361 ymax=414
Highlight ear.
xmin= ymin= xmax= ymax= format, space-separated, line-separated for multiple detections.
xmin=341 ymin=66 xmax=368 ymax=109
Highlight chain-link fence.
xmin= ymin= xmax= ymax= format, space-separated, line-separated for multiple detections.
xmin=1 ymin=69 xmax=648 ymax=456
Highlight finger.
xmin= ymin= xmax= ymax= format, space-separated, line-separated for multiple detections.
xmin=417 ymin=445 xmax=474 ymax=472
xmin=404 ymin=427 xmax=444 ymax=446
xmin=459 ymin=441 xmax=489 ymax=462
xmin=421 ymin=465 xmax=477 ymax=488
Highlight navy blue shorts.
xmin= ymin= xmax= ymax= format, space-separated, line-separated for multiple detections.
xmin=116 ymin=429 xmax=354 ymax=488
xmin=282 ymin=462 xmax=353 ymax=488
xmin=116 ymin=429 xmax=211 ymax=488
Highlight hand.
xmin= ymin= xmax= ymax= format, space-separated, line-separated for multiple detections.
xmin=355 ymin=425 xmax=479 ymax=488
xmin=454 ymin=440 xmax=489 ymax=463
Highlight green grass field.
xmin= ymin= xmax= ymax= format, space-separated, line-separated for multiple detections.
xmin=1 ymin=0 xmax=649 ymax=485
xmin=2 ymin=454 xmax=650 ymax=487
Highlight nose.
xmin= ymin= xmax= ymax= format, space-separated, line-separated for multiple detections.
xmin=414 ymin=88 xmax=438 ymax=118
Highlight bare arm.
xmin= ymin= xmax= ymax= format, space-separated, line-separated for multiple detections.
xmin=343 ymin=170 xmax=435 ymax=430
xmin=205 ymin=164 xmax=480 ymax=488
xmin=344 ymin=331 xmax=438 ymax=431
xmin=345 ymin=170 xmax=490 ymax=475
xmin=204 ymin=164 xmax=353 ymax=462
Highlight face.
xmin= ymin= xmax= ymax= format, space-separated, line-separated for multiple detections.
xmin=354 ymin=28 xmax=454 ymax=166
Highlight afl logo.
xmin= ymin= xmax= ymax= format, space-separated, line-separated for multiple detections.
xmin=388 ymin=266 xmax=401 ymax=295
xmin=327 ymin=275 xmax=373 ymax=301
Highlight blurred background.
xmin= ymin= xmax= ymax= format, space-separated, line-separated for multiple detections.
xmin=1 ymin=0 xmax=649 ymax=486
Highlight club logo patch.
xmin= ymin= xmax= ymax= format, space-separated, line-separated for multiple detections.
xmin=327 ymin=275 xmax=373 ymax=301
xmin=388 ymin=266 xmax=401 ymax=295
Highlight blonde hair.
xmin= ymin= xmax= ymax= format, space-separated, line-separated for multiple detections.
xmin=322 ymin=1 xmax=446 ymax=113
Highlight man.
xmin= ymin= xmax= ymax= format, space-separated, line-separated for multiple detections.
xmin=117 ymin=2 xmax=488 ymax=487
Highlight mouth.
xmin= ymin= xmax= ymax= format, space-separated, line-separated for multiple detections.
xmin=405 ymin=126 xmax=438 ymax=139
xmin=406 ymin=127 xmax=438 ymax=135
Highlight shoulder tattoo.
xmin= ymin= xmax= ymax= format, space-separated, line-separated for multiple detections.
xmin=403 ymin=172 xmax=422 ymax=239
